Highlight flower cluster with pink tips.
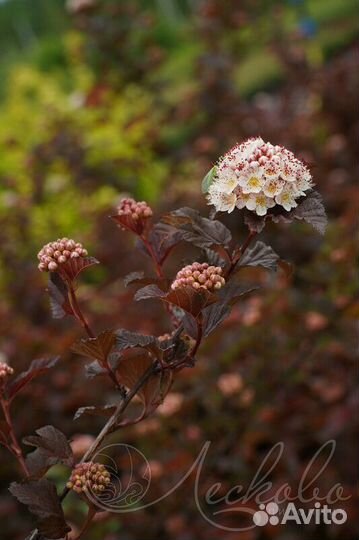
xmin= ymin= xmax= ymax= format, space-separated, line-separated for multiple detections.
xmin=117 ymin=198 xmax=153 ymax=220
xmin=37 ymin=238 xmax=88 ymax=272
xmin=0 ymin=362 xmax=14 ymax=381
xmin=171 ymin=262 xmax=225 ymax=292
xmin=207 ymin=137 xmax=313 ymax=216
xmin=66 ymin=462 xmax=111 ymax=495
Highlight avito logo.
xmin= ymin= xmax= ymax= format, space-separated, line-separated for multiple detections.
xmin=253 ymin=502 xmax=347 ymax=526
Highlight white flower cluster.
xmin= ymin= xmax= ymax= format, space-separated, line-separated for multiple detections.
xmin=207 ymin=137 xmax=313 ymax=216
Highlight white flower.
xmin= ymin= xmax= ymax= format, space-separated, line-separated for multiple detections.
xmin=263 ymin=177 xmax=285 ymax=197
xmin=208 ymin=188 xmax=237 ymax=212
xmin=215 ymin=166 xmax=239 ymax=194
xmin=246 ymin=193 xmax=275 ymax=216
xmin=275 ymin=187 xmax=298 ymax=211
xmin=293 ymin=169 xmax=313 ymax=195
xmin=238 ymin=164 xmax=265 ymax=194
xmin=206 ymin=138 xmax=314 ymax=216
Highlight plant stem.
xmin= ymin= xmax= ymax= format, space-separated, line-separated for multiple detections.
xmin=227 ymin=230 xmax=257 ymax=277
xmin=140 ymin=234 xmax=180 ymax=328
xmin=73 ymin=506 xmax=96 ymax=540
xmin=60 ymin=363 xmax=156 ymax=502
xmin=68 ymin=283 xmax=95 ymax=339
xmin=0 ymin=397 xmax=29 ymax=477
xmin=140 ymin=235 xmax=164 ymax=279
xmin=68 ymin=282 xmax=120 ymax=390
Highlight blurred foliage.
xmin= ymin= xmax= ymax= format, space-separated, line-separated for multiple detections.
xmin=0 ymin=0 xmax=358 ymax=539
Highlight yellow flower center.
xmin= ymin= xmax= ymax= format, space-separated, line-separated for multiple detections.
xmin=248 ymin=176 xmax=261 ymax=189
xmin=256 ymin=195 xmax=266 ymax=206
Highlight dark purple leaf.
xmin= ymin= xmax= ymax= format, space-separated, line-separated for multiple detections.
xmin=135 ymin=282 xmax=217 ymax=318
xmin=9 ymin=479 xmax=70 ymax=539
xmin=116 ymin=350 xmax=172 ymax=413
xmin=270 ymin=191 xmax=327 ymax=234
xmin=74 ymin=404 xmax=116 ymax=420
xmin=161 ymin=207 xmax=232 ymax=249
xmin=203 ymin=247 xmax=227 ymax=266
xmin=238 ymin=241 xmax=279 ymax=271
xmin=71 ymin=330 xmax=116 ymax=365
xmin=47 ymin=273 xmax=72 ymax=319
xmin=217 ymin=283 xmax=258 ymax=306
xmin=181 ymin=313 xmax=197 ymax=339
xmin=165 ymin=286 xmax=217 ymax=318
xmin=202 ymin=303 xmax=231 ymax=337
xmin=124 ymin=271 xmax=145 ymax=287
xmin=243 ymin=210 xmax=267 ymax=233
xmin=291 ymin=190 xmax=327 ymax=234
xmin=115 ymin=330 xmax=158 ymax=351
xmin=57 ymin=256 xmax=99 ymax=282
xmin=134 ymin=284 xmax=167 ymax=302
xmin=147 ymin=223 xmax=183 ymax=264
xmin=8 ymin=358 xmax=59 ymax=401
xmin=85 ymin=361 xmax=107 ymax=379
xmin=23 ymin=426 xmax=74 ymax=479
xmin=201 ymin=284 xmax=258 ymax=337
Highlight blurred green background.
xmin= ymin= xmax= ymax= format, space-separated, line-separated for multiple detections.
xmin=0 ymin=1 xmax=358 ymax=539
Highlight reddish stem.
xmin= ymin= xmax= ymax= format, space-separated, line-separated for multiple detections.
xmin=73 ymin=505 xmax=96 ymax=540
xmin=0 ymin=397 xmax=29 ymax=477
xmin=140 ymin=235 xmax=164 ymax=279
xmin=68 ymin=283 xmax=95 ymax=339
xmin=227 ymin=230 xmax=257 ymax=277
xmin=67 ymin=282 xmax=120 ymax=390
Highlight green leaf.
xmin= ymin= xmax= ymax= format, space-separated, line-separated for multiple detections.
xmin=201 ymin=166 xmax=217 ymax=193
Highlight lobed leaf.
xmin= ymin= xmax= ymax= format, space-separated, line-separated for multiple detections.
xmin=134 ymin=284 xmax=167 ymax=302
xmin=71 ymin=330 xmax=116 ymax=365
xmin=291 ymin=190 xmax=327 ymax=234
xmin=9 ymin=479 xmax=70 ymax=539
xmin=115 ymin=329 xmax=159 ymax=352
xmin=201 ymin=284 xmax=258 ymax=337
xmin=161 ymin=207 xmax=232 ymax=250
xmin=147 ymin=223 xmax=183 ymax=265
xmin=116 ymin=350 xmax=173 ymax=414
xmin=23 ymin=425 xmax=74 ymax=479
xmin=238 ymin=241 xmax=279 ymax=272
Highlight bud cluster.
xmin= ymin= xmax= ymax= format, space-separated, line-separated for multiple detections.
xmin=37 ymin=238 xmax=88 ymax=272
xmin=0 ymin=362 xmax=14 ymax=381
xmin=117 ymin=198 xmax=153 ymax=220
xmin=171 ymin=262 xmax=225 ymax=292
xmin=208 ymin=137 xmax=313 ymax=216
xmin=66 ymin=462 xmax=111 ymax=495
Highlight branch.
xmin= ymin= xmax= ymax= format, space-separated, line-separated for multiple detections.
xmin=0 ymin=397 xmax=29 ymax=477
xmin=60 ymin=362 xmax=156 ymax=502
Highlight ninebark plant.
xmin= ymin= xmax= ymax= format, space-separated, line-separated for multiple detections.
xmin=0 ymin=139 xmax=327 ymax=539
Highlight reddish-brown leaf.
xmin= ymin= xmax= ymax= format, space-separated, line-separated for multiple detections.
xmin=9 ymin=478 xmax=70 ymax=539
xmin=23 ymin=425 xmax=74 ymax=479
xmin=57 ymin=256 xmax=99 ymax=282
xmin=116 ymin=350 xmax=172 ymax=413
xmin=8 ymin=358 xmax=59 ymax=401
xmin=71 ymin=330 xmax=116 ymax=365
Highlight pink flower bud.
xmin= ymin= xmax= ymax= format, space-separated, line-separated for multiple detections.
xmin=171 ymin=262 xmax=225 ymax=292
